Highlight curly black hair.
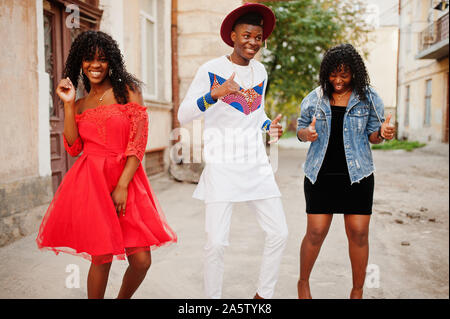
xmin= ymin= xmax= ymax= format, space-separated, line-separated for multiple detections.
xmin=319 ymin=43 xmax=370 ymax=102
xmin=233 ymin=12 xmax=263 ymax=30
xmin=63 ymin=30 xmax=142 ymax=104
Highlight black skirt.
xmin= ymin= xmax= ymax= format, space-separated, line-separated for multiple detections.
xmin=304 ymin=173 xmax=374 ymax=215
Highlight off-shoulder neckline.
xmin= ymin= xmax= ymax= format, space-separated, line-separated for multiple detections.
xmin=75 ymin=102 xmax=145 ymax=118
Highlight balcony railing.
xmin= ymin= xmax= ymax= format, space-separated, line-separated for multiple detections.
xmin=417 ymin=11 xmax=449 ymax=59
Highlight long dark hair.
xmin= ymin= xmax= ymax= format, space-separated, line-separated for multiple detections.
xmin=63 ymin=30 xmax=142 ymax=104
xmin=319 ymin=43 xmax=370 ymax=101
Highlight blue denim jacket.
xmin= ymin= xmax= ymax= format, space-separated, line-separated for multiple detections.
xmin=297 ymin=86 xmax=385 ymax=184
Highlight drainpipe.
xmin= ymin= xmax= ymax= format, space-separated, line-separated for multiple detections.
xmin=171 ymin=0 xmax=180 ymax=137
xmin=395 ymin=0 xmax=401 ymax=139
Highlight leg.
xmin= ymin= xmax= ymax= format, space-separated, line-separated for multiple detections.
xmin=298 ymin=214 xmax=333 ymax=299
xmin=117 ymin=248 xmax=151 ymax=299
xmin=344 ymin=214 xmax=371 ymax=299
xmin=204 ymin=202 xmax=233 ymax=299
xmin=247 ymin=197 xmax=289 ymax=299
xmin=87 ymin=255 xmax=113 ymax=299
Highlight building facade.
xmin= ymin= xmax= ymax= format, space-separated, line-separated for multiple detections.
xmin=397 ymin=0 xmax=449 ymax=143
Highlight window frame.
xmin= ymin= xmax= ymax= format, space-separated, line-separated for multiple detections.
xmin=140 ymin=0 xmax=158 ymax=101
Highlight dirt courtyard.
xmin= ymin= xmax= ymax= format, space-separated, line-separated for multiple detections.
xmin=0 ymin=141 xmax=448 ymax=299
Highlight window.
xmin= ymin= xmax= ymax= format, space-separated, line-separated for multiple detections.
xmin=140 ymin=0 xmax=157 ymax=99
xmin=424 ymin=79 xmax=432 ymax=126
xmin=43 ymin=12 xmax=55 ymax=117
xmin=405 ymin=85 xmax=410 ymax=127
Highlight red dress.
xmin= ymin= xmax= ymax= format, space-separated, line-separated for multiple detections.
xmin=36 ymin=102 xmax=177 ymax=264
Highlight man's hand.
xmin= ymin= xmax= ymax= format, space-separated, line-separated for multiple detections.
xmin=210 ymin=72 xmax=246 ymax=100
xmin=268 ymin=114 xmax=283 ymax=144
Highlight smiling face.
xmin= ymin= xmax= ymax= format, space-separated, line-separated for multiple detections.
xmin=81 ymin=48 xmax=110 ymax=85
xmin=328 ymin=64 xmax=353 ymax=94
xmin=231 ymin=23 xmax=263 ymax=63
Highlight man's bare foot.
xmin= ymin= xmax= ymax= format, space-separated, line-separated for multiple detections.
xmin=253 ymin=293 xmax=264 ymax=299
xmin=297 ymin=279 xmax=312 ymax=299
xmin=350 ymin=287 xmax=363 ymax=299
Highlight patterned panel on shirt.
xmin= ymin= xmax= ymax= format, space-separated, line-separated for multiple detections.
xmin=208 ymin=72 xmax=265 ymax=115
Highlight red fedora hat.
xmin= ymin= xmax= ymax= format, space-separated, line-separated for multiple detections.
xmin=220 ymin=3 xmax=276 ymax=47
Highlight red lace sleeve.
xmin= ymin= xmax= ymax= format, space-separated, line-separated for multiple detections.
xmin=124 ymin=103 xmax=149 ymax=162
xmin=63 ymin=134 xmax=83 ymax=157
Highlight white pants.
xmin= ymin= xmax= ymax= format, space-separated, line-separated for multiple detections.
xmin=204 ymin=197 xmax=288 ymax=299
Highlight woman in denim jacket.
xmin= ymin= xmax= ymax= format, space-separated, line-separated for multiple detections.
xmin=296 ymin=44 xmax=395 ymax=299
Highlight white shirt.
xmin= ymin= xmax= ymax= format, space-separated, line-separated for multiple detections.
xmin=178 ymin=55 xmax=281 ymax=203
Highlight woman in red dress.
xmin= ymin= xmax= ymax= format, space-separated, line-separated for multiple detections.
xmin=36 ymin=31 xmax=177 ymax=299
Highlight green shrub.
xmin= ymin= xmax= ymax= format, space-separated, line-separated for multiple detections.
xmin=372 ymin=139 xmax=426 ymax=152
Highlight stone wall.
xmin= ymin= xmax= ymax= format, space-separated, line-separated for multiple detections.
xmin=0 ymin=177 xmax=52 ymax=246
xmin=0 ymin=0 xmax=54 ymax=246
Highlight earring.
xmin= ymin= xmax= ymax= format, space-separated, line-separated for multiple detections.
xmin=109 ymin=68 xmax=112 ymax=77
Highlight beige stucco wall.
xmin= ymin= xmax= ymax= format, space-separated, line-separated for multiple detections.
xmin=0 ymin=0 xmax=39 ymax=182
xmin=364 ymin=26 xmax=399 ymax=120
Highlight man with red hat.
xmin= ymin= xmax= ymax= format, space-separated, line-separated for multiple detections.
xmin=178 ymin=3 xmax=288 ymax=299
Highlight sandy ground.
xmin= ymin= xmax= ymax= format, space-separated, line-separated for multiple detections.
xmin=0 ymin=140 xmax=448 ymax=299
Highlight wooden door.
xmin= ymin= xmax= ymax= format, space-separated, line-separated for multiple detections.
xmin=44 ymin=0 xmax=102 ymax=193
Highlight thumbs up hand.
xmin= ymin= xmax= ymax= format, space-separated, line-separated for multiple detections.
xmin=268 ymin=114 xmax=283 ymax=144
xmin=380 ymin=113 xmax=395 ymax=140
xmin=306 ymin=116 xmax=318 ymax=142
xmin=210 ymin=72 xmax=246 ymax=100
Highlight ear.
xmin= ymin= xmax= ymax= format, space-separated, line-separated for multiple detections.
xmin=231 ymin=30 xmax=237 ymax=43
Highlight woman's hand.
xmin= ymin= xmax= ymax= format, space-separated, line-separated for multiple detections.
xmin=111 ymin=184 xmax=128 ymax=216
xmin=380 ymin=114 xmax=395 ymax=140
xmin=56 ymin=77 xmax=76 ymax=106
xmin=298 ymin=116 xmax=318 ymax=142
xmin=210 ymin=72 xmax=246 ymax=100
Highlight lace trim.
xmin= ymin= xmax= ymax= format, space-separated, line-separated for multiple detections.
xmin=75 ymin=102 xmax=148 ymax=161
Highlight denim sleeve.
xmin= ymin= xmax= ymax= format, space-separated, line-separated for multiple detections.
xmin=365 ymin=88 xmax=385 ymax=136
xmin=297 ymin=94 xmax=313 ymax=142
